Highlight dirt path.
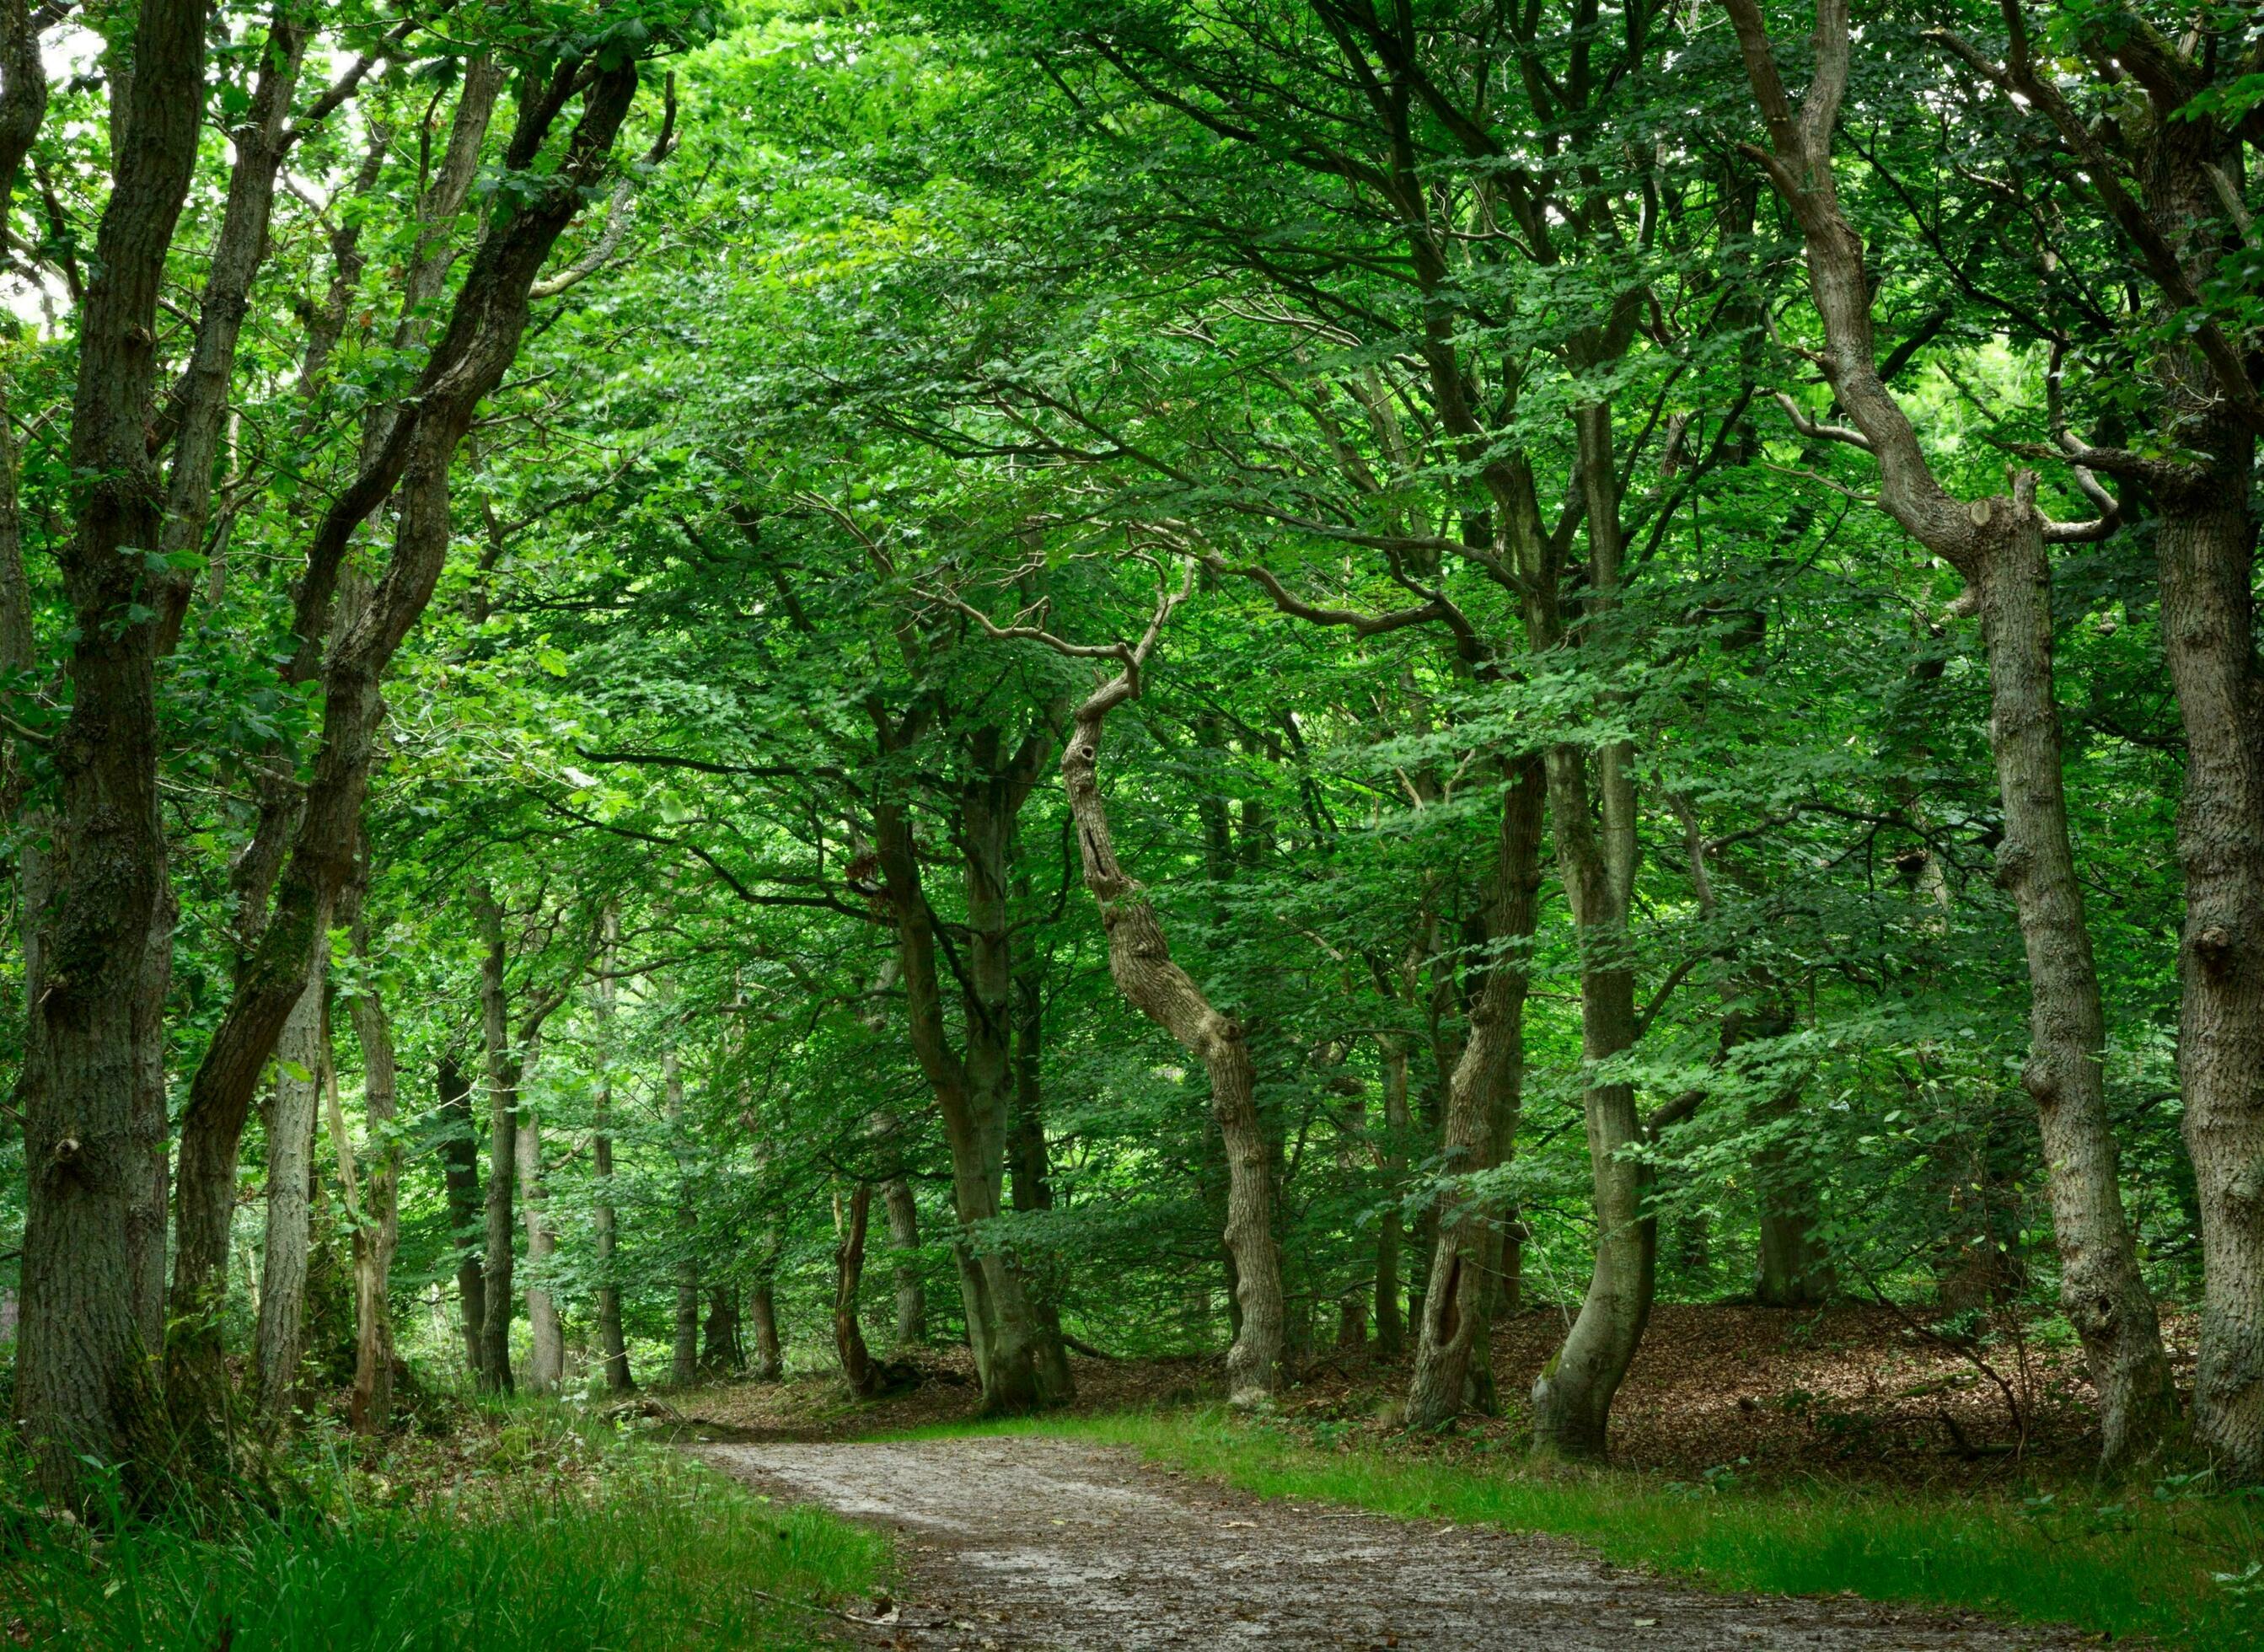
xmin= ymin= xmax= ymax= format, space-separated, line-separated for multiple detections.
xmin=700 ymin=1436 xmax=2084 ymax=1650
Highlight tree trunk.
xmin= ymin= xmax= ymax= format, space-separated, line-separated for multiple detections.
xmin=2159 ymin=483 xmax=2264 ymax=1476
xmin=749 ymin=1242 xmax=784 ymax=1381
xmin=13 ymin=0 xmax=207 ymax=1504
xmin=434 ymin=1051 xmax=486 ymax=1379
xmin=475 ymin=885 xmax=516 ymax=1395
xmin=1973 ymin=518 xmax=2179 ymax=1470
xmin=1372 ymin=1038 xmax=1408 ymax=1355
xmin=593 ymin=907 xmax=630 ymax=1392
xmin=517 ymin=1109 xmax=562 ymax=1392
xmin=668 ymin=1048 xmax=700 ymax=1388
xmin=1753 ymin=1084 xmax=1834 ymax=1307
xmin=1721 ymin=0 xmax=2177 ymax=1473
xmin=1527 ymin=744 xmax=1651 ymax=1461
xmin=702 ymin=1287 xmax=743 ymax=1374
xmin=346 ymin=967 xmax=400 ymax=1434
xmin=883 ymin=1177 xmax=926 ymax=1347
xmin=871 ymin=770 xmax=1065 ymax=1413
xmin=254 ymin=949 xmax=326 ymax=1423
xmin=165 ymin=62 xmax=642 ymax=1420
xmin=1408 ymin=757 xmax=1544 ymax=1427
xmin=1008 ymin=958 xmax=1076 ymax=1397
xmin=834 ymin=1185 xmax=881 ymax=1397
xmin=1049 ymin=604 xmax=1286 ymax=1405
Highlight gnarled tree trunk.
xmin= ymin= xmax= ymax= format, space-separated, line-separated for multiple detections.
xmin=1724 ymin=0 xmax=2175 ymax=1472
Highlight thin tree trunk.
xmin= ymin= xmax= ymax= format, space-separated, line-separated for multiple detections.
xmin=1974 ymin=516 xmax=2179 ymax=1468
xmin=475 ymin=885 xmax=516 ymax=1394
xmin=434 ymin=1050 xmax=486 ymax=1378
xmin=668 ymin=1047 xmax=699 ymax=1387
xmin=834 ymin=1184 xmax=881 ymax=1397
xmin=1372 ymin=1037 xmax=1408 ymax=1357
xmin=883 ymin=1177 xmax=926 ymax=1347
xmin=518 ymin=1109 xmax=562 ymax=1392
xmin=345 ymin=946 xmax=399 ymax=1434
xmin=254 ymin=952 xmax=325 ymax=1423
xmin=749 ymin=1238 xmax=784 ymax=1381
xmin=592 ymin=909 xmax=631 ymax=1392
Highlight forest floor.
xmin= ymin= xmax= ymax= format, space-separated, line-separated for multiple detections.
xmin=699 ymin=1434 xmax=2084 ymax=1650
xmin=682 ymin=1303 xmax=2158 ymax=1488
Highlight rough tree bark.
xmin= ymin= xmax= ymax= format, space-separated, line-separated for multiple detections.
xmin=1956 ymin=17 xmax=2264 ymax=1479
xmin=13 ymin=0 xmax=207 ymax=1502
xmin=1723 ymin=0 xmax=2176 ymax=1472
xmin=883 ymin=1177 xmax=926 ymax=1347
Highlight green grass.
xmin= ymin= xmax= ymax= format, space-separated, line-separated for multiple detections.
xmin=888 ymin=1409 xmax=2264 ymax=1649
xmin=2 ymin=1439 xmax=888 ymax=1649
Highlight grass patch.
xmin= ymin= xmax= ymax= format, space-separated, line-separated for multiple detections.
xmin=888 ymin=1409 xmax=2264 ymax=1649
xmin=3 ymin=1413 xmax=887 ymax=1649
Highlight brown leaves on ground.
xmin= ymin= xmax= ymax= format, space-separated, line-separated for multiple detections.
xmin=680 ymin=1303 xmax=2203 ymax=1491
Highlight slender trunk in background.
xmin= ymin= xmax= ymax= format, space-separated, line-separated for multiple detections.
xmin=13 ymin=0 xmax=208 ymax=1503
xmin=1408 ymin=758 xmax=1543 ymax=1426
xmin=434 ymin=1051 xmax=485 ymax=1377
xmin=1752 ymin=1047 xmax=1833 ymax=1307
xmin=254 ymin=951 xmax=326 ymax=1423
xmin=701 ymin=1287 xmax=742 ymax=1374
xmin=345 ymin=941 xmax=399 ymax=1434
xmin=883 ymin=1177 xmax=926 ymax=1347
xmin=1008 ymin=953 xmax=1075 ymax=1396
xmin=475 ymin=885 xmax=516 ymax=1394
xmin=667 ymin=1048 xmax=700 ymax=1387
xmin=517 ymin=1110 xmax=561 ymax=1392
xmin=592 ymin=910 xmax=631 ymax=1392
xmin=1371 ymin=1038 xmax=1409 ymax=1355
xmin=1723 ymin=0 xmax=2175 ymax=1472
xmin=834 ymin=1184 xmax=881 ymax=1397
xmin=749 ymin=1236 xmax=784 ymax=1381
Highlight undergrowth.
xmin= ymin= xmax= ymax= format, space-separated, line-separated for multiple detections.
xmin=896 ymin=1408 xmax=2264 ymax=1650
xmin=0 ymin=1400 xmax=886 ymax=1650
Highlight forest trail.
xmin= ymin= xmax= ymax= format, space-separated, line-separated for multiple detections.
xmin=700 ymin=1436 xmax=2081 ymax=1650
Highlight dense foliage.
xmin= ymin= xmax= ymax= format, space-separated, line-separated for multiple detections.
xmin=0 ymin=0 xmax=2259 ymax=1500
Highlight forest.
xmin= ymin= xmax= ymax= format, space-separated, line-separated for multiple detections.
xmin=0 ymin=0 xmax=2261 ymax=1646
